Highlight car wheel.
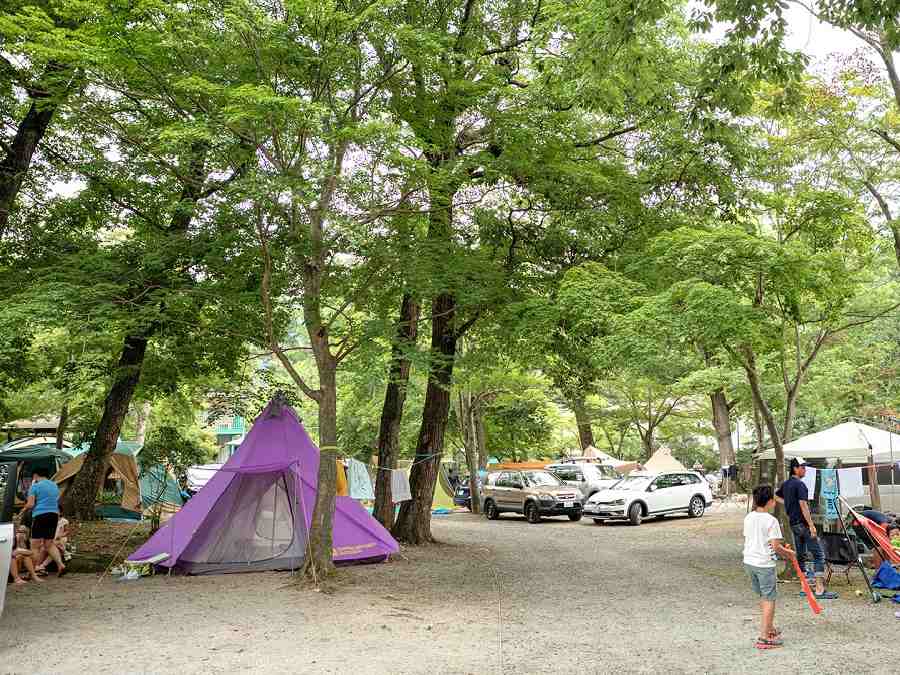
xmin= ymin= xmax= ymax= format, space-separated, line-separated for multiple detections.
xmin=526 ymin=502 xmax=542 ymax=524
xmin=593 ymin=518 xmax=604 ymax=526
xmin=688 ymin=496 xmax=705 ymax=518
xmin=568 ymin=510 xmax=582 ymax=522
xmin=485 ymin=500 xmax=499 ymax=520
xmin=628 ymin=502 xmax=643 ymax=526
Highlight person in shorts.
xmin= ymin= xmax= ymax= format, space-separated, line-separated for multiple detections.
xmin=20 ymin=467 xmax=66 ymax=577
xmin=744 ymin=484 xmax=795 ymax=649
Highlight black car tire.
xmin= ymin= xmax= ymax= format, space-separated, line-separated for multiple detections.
xmin=568 ymin=510 xmax=582 ymax=522
xmin=485 ymin=500 xmax=500 ymax=520
xmin=688 ymin=495 xmax=705 ymax=518
xmin=628 ymin=502 xmax=643 ymax=526
xmin=593 ymin=518 xmax=604 ymax=525
xmin=526 ymin=502 xmax=541 ymax=524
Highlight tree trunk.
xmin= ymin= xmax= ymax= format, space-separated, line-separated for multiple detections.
xmin=304 ymin=365 xmax=338 ymax=579
xmin=742 ymin=347 xmax=794 ymax=576
xmin=62 ymin=334 xmax=149 ymax=519
xmin=572 ymin=396 xmax=595 ymax=451
xmin=637 ymin=426 xmax=655 ymax=460
xmin=457 ymin=391 xmax=482 ymax=515
xmin=392 ymin=291 xmax=456 ymax=544
xmin=134 ymin=400 xmax=152 ymax=446
xmin=475 ymin=406 xmax=487 ymax=469
xmin=0 ymin=64 xmax=68 ymax=236
xmin=372 ymin=294 xmax=420 ymax=530
xmin=710 ymin=389 xmax=736 ymax=467
xmin=55 ymin=401 xmax=69 ymax=450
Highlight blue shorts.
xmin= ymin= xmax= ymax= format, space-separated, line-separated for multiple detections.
xmin=745 ymin=564 xmax=777 ymax=600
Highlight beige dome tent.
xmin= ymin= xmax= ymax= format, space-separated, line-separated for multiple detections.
xmin=642 ymin=447 xmax=688 ymax=473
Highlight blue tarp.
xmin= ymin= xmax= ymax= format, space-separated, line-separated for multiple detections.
xmin=872 ymin=561 xmax=900 ymax=590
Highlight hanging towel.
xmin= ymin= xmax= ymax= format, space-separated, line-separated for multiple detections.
xmin=837 ymin=467 xmax=865 ymax=498
xmin=390 ymin=469 xmax=412 ymax=503
xmin=335 ymin=460 xmax=348 ymax=497
xmin=820 ymin=469 xmax=838 ymax=520
xmin=801 ymin=466 xmax=817 ymax=499
xmin=346 ymin=458 xmax=375 ymax=500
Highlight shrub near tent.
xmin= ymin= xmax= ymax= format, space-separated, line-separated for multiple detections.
xmin=128 ymin=400 xmax=399 ymax=574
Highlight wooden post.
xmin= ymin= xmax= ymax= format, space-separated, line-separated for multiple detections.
xmin=867 ymin=452 xmax=882 ymax=510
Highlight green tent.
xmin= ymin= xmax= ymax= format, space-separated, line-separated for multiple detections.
xmin=0 ymin=443 xmax=73 ymax=503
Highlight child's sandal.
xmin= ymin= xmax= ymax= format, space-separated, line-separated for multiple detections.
xmin=755 ymin=637 xmax=783 ymax=649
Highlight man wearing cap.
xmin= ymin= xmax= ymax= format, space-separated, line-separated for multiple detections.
xmin=775 ymin=458 xmax=836 ymax=599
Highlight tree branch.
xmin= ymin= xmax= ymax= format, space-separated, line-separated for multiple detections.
xmin=256 ymin=208 xmax=321 ymax=403
xmin=574 ymin=125 xmax=638 ymax=148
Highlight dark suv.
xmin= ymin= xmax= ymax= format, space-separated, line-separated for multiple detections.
xmin=481 ymin=469 xmax=582 ymax=523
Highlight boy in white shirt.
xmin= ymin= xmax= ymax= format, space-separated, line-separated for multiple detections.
xmin=744 ymin=484 xmax=796 ymax=649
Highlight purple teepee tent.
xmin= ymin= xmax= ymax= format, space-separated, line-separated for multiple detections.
xmin=128 ymin=399 xmax=398 ymax=574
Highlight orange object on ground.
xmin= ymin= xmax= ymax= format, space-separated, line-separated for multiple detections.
xmin=791 ymin=555 xmax=822 ymax=615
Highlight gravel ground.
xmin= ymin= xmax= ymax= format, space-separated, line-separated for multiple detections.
xmin=2 ymin=510 xmax=895 ymax=674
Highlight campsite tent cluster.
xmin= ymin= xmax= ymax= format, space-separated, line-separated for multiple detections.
xmin=0 ymin=437 xmax=182 ymax=519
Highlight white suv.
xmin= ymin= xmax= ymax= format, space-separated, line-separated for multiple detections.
xmin=583 ymin=471 xmax=713 ymax=525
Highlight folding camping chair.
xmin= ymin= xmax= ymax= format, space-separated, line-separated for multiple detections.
xmin=821 ymin=532 xmax=858 ymax=586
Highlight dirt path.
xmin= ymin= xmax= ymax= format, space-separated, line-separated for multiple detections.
xmin=1 ymin=511 xmax=893 ymax=674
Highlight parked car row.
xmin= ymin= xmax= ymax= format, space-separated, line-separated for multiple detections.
xmin=479 ymin=465 xmax=713 ymax=526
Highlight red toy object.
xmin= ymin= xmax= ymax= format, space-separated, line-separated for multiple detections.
xmin=791 ymin=554 xmax=823 ymax=615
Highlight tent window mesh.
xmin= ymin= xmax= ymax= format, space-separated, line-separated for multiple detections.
xmin=181 ymin=470 xmax=304 ymax=567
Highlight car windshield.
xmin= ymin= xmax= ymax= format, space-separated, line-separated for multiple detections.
xmin=614 ymin=476 xmax=651 ymax=491
xmin=524 ymin=471 xmax=561 ymax=487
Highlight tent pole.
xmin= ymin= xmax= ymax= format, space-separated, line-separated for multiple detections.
xmin=887 ymin=416 xmax=897 ymax=509
xmin=271 ymin=472 xmax=278 ymax=558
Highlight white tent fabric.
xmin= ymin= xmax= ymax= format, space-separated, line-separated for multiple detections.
xmin=756 ymin=422 xmax=900 ymax=463
xmin=187 ymin=463 xmax=223 ymax=491
xmin=642 ymin=447 xmax=688 ymax=473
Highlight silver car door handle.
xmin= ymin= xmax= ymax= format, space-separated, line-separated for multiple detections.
xmin=0 ymin=537 xmax=8 ymax=543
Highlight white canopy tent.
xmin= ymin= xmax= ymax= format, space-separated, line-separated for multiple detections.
xmin=755 ymin=422 xmax=900 ymax=463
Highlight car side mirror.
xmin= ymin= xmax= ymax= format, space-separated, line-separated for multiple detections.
xmin=648 ymin=485 xmax=657 ymax=492
xmin=511 ymin=482 xmax=523 ymax=490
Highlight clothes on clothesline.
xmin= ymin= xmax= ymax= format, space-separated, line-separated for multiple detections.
xmin=346 ymin=458 xmax=375 ymax=500
xmin=390 ymin=469 xmax=412 ymax=503
xmin=800 ymin=466 xmax=816 ymax=498
xmin=820 ymin=468 xmax=838 ymax=520
xmin=335 ymin=460 xmax=348 ymax=497
xmin=837 ymin=467 xmax=865 ymax=498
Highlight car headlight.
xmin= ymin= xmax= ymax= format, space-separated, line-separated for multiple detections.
xmin=538 ymin=493 xmax=555 ymax=501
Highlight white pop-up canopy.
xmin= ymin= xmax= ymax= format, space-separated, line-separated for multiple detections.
xmin=756 ymin=422 xmax=900 ymax=463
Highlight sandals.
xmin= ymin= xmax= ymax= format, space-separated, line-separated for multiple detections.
xmin=755 ymin=637 xmax=783 ymax=649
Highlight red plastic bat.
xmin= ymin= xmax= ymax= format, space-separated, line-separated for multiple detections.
xmin=790 ymin=554 xmax=822 ymax=615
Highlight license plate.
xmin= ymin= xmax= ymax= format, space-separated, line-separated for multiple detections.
xmin=563 ymin=501 xmax=574 ymax=508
